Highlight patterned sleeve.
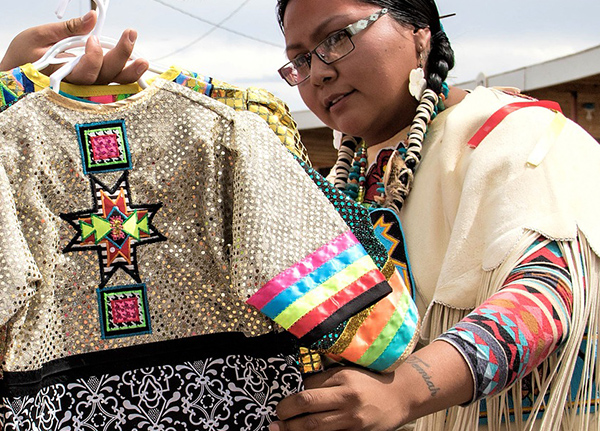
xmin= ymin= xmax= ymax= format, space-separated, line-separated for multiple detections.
xmin=294 ymin=161 xmax=420 ymax=373
xmin=245 ymin=158 xmax=420 ymax=373
xmin=437 ymin=237 xmax=573 ymax=402
xmin=0 ymin=67 xmax=28 ymax=109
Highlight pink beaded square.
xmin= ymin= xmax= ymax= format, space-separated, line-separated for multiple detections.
xmin=110 ymin=297 xmax=141 ymax=324
xmin=90 ymin=134 xmax=121 ymax=161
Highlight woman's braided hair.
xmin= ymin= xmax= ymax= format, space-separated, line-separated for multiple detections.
xmin=276 ymin=0 xmax=455 ymax=212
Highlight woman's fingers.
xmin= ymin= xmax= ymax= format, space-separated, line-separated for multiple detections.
xmin=276 ymin=386 xmax=344 ymax=421
xmin=109 ymin=58 xmax=149 ymax=84
xmin=1 ymin=12 xmax=147 ymax=86
xmin=273 ymin=367 xmax=405 ymax=431
xmin=62 ymin=35 xmax=104 ymax=85
xmin=43 ymin=29 xmax=148 ymax=85
xmin=0 ymin=11 xmax=96 ymax=71
xmin=270 ymin=409 xmax=354 ymax=431
xmin=57 ymin=28 xmax=149 ymax=85
xmin=302 ymin=368 xmax=342 ymax=390
xmin=49 ymin=10 xmax=97 ymax=41
xmin=96 ymin=29 xmax=147 ymax=84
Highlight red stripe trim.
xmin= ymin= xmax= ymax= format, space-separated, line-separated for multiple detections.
xmin=336 ymin=269 xmax=406 ymax=362
xmin=287 ymin=269 xmax=386 ymax=339
xmin=467 ymin=100 xmax=562 ymax=149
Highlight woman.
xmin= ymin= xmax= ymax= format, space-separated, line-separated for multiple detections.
xmin=2 ymin=3 xmax=599 ymax=430
xmin=270 ymin=0 xmax=600 ymax=430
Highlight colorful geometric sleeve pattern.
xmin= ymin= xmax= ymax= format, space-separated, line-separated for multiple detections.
xmin=247 ymin=160 xmax=420 ymax=373
xmin=0 ymin=81 xmax=18 ymax=108
xmin=438 ymin=237 xmax=573 ymax=402
xmin=0 ymin=67 xmax=34 ymax=108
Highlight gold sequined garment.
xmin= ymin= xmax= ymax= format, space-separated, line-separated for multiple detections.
xmin=0 ymin=63 xmax=310 ymax=164
xmin=0 ymin=79 xmax=353 ymax=429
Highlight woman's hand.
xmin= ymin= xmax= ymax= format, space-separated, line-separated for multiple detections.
xmin=0 ymin=10 xmax=148 ymax=84
xmin=270 ymin=366 xmax=406 ymax=431
xmin=270 ymin=341 xmax=474 ymax=431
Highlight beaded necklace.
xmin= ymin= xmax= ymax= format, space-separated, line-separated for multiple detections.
xmin=344 ymin=140 xmax=367 ymax=202
xmin=343 ymin=140 xmax=407 ymax=206
xmin=341 ymin=83 xmax=448 ymax=207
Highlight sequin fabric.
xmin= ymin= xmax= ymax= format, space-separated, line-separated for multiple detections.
xmin=0 ymin=64 xmax=310 ymax=164
xmin=0 ymin=78 xmax=349 ymax=375
xmin=185 ymin=75 xmax=308 ymax=164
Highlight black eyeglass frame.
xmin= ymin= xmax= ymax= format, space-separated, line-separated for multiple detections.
xmin=278 ymin=8 xmax=389 ymax=86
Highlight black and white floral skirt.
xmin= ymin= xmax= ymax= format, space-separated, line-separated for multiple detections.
xmin=1 ymin=332 xmax=304 ymax=431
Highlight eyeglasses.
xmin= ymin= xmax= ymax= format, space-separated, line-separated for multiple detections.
xmin=278 ymin=8 xmax=388 ymax=86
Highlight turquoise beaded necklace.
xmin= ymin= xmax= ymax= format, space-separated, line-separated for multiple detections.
xmin=343 ymin=140 xmax=368 ymax=202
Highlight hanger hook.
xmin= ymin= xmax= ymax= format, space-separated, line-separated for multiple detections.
xmin=55 ymin=0 xmax=109 ymax=37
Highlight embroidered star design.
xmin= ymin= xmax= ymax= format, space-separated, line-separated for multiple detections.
xmin=61 ymin=171 xmax=166 ymax=287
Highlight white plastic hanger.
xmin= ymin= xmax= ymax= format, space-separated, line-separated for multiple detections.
xmin=32 ymin=35 xmax=139 ymax=72
xmin=34 ymin=0 xmax=166 ymax=93
xmin=48 ymin=0 xmax=113 ymax=92
xmin=33 ymin=0 xmax=116 ymax=72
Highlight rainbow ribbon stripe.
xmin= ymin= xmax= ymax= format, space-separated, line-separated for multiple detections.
xmin=331 ymin=269 xmax=420 ymax=372
xmin=247 ymin=230 xmax=392 ymax=343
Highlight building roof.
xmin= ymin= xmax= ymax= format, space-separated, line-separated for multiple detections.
xmin=459 ymin=44 xmax=600 ymax=91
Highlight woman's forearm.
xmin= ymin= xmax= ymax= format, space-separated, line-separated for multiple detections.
xmin=270 ymin=340 xmax=474 ymax=431
xmin=394 ymin=340 xmax=473 ymax=424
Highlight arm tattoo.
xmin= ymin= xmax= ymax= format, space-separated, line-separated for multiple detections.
xmin=406 ymin=356 xmax=440 ymax=396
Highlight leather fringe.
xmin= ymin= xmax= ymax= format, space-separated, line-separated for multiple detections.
xmin=415 ymin=230 xmax=600 ymax=430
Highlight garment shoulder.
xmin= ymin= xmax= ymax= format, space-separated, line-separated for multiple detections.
xmin=157 ymin=73 xmax=308 ymax=162
xmin=0 ymin=93 xmax=35 ymax=155
xmin=153 ymin=78 xmax=238 ymax=121
xmin=230 ymin=109 xmax=298 ymax=162
xmin=444 ymin=86 xmax=565 ymax=149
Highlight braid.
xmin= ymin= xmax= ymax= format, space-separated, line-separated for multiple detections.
xmin=383 ymin=89 xmax=438 ymax=213
xmin=383 ymin=33 xmax=451 ymax=212
xmin=425 ymin=30 xmax=454 ymax=94
xmin=381 ymin=25 xmax=454 ymax=211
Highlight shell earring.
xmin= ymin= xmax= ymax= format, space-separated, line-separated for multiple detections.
xmin=408 ymin=52 xmax=427 ymax=101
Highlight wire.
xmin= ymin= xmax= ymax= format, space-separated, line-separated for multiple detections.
xmin=152 ymin=0 xmax=252 ymax=61
xmin=149 ymin=0 xmax=283 ymax=61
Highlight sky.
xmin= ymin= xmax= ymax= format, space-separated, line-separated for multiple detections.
xmin=1 ymin=0 xmax=599 ymax=112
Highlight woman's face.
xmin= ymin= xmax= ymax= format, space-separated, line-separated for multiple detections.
xmin=283 ymin=0 xmax=428 ymax=145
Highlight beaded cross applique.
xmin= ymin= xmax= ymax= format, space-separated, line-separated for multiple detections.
xmin=61 ymin=120 xmax=166 ymax=339
xmin=61 ymin=171 xmax=166 ymax=288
